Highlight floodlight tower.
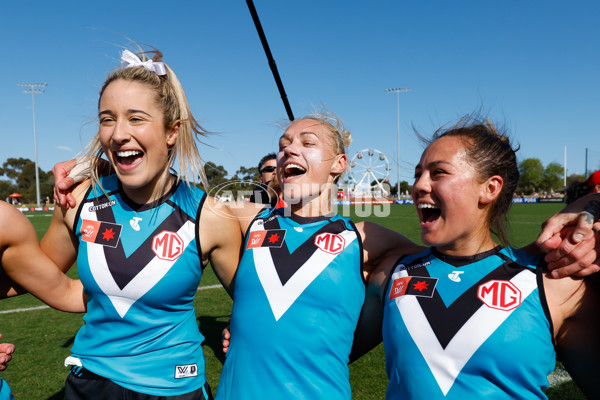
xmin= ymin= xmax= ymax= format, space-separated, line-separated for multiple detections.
xmin=385 ymin=87 xmax=411 ymax=198
xmin=17 ymin=82 xmax=47 ymax=207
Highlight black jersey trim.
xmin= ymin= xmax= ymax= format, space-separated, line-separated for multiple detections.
xmin=287 ymin=212 xmax=334 ymax=225
xmin=92 ymin=188 xmax=198 ymax=289
xmin=537 ymin=260 xmax=555 ymax=346
xmin=116 ymin=176 xmax=179 ymax=211
xmin=73 ymin=184 xmax=95 ymax=236
xmin=264 ymin=217 xmax=349 ymax=286
xmin=349 ymin=220 xmax=366 ymax=285
xmin=73 ymin=184 xmax=121 ymax=234
xmin=195 ymin=192 xmax=207 ymax=272
xmin=431 ymin=245 xmax=502 ymax=267
xmin=414 ymin=249 xmax=524 ymax=348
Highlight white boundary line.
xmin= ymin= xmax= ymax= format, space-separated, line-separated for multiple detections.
xmin=0 ymin=285 xmax=223 ymax=314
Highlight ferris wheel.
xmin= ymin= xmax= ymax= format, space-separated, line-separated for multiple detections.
xmin=349 ymin=148 xmax=392 ymax=196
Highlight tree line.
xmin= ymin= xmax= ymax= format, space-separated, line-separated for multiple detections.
xmin=0 ymin=157 xmax=586 ymax=204
xmin=0 ymin=158 xmax=54 ymax=204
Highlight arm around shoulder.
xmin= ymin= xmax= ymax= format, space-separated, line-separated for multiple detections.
xmin=545 ymin=273 xmax=600 ymax=398
xmin=41 ymin=180 xmax=90 ymax=271
xmin=350 ymin=255 xmax=396 ymax=362
xmin=198 ymin=197 xmax=244 ymax=296
xmin=356 ymin=221 xmax=424 ymax=271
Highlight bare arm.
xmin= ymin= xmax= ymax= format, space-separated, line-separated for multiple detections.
xmin=350 ymin=256 xmax=395 ymax=362
xmin=228 ymin=200 xmax=267 ymax=235
xmin=0 ymin=201 xmax=85 ymax=312
xmin=40 ymin=182 xmax=89 ymax=272
xmin=199 ymin=197 xmax=244 ymax=297
xmin=544 ymin=273 xmax=600 ymax=398
xmin=356 ymin=221 xmax=425 ymax=280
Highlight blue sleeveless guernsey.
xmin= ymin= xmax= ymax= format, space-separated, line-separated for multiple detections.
xmin=383 ymin=246 xmax=555 ymax=399
xmin=70 ymin=174 xmax=207 ymax=396
xmin=0 ymin=379 xmax=14 ymax=400
xmin=216 ymin=208 xmax=364 ymax=400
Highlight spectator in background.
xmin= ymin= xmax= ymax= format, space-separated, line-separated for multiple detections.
xmin=586 ymin=170 xmax=600 ymax=194
xmin=248 ymin=152 xmax=280 ymax=207
xmin=566 ymin=169 xmax=600 ymax=204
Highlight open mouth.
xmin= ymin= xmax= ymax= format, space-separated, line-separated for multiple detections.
xmin=418 ymin=203 xmax=441 ymax=223
xmin=283 ymin=163 xmax=306 ymax=179
xmin=115 ymin=150 xmax=143 ymax=167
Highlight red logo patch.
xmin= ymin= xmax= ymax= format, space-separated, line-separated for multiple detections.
xmin=314 ymin=233 xmax=346 ymax=255
xmin=246 ymin=229 xmax=286 ymax=249
xmin=389 ymin=276 xmax=438 ymax=300
xmin=389 ymin=277 xmax=410 ymax=300
xmin=246 ymin=231 xmax=267 ymax=249
xmin=477 ymin=280 xmax=521 ymax=311
xmin=152 ymin=231 xmax=184 ymax=261
xmin=81 ymin=219 xmax=122 ymax=248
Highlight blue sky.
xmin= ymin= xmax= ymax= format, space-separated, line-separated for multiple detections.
xmin=1 ymin=1 xmax=599 ymax=186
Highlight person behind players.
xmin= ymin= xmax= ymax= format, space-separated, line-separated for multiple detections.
xmin=248 ymin=153 xmax=280 ymax=206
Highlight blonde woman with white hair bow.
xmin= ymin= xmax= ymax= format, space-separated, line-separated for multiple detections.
xmin=36 ymin=46 xmax=244 ymax=400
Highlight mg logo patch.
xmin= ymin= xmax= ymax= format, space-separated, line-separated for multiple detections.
xmin=174 ymin=363 xmax=198 ymax=379
xmin=152 ymin=231 xmax=184 ymax=261
xmin=477 ymin=280 xmax=521 ymax=311
xmin=314 ymin=232 xmax=346 ymax=255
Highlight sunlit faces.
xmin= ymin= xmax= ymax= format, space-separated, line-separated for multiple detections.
xmin=98 ymin=79 xmax=178 ymax=204
xmin=277 ymin=119 xmax=346 ymax=206
xmin=412 ymin=136 xmax=498 ymax=255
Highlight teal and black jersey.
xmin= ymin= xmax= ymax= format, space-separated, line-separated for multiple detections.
xmin=71 ymin=174 xmax=207 ymax=396
xmin=0 ymin=378 xmax=14 ymax=400
xmin=216 ymin=208 xmax=364 ymax=400
xmin=383 ymin=246 xmax=555 ymax=399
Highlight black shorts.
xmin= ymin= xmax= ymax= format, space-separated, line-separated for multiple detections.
xmin=64 ymin=366 xmax=213 ymax=400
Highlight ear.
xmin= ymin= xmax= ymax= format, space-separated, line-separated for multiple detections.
xmin=479 ymin=175 xmax=503 ymax=205
xmin=166 ymin=121 xmax=180 ymax=146
xmin=331 ymin=153 xmax=347 ymax=176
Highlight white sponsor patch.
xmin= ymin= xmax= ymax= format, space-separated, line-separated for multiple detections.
xmin=175 ymin=363 xmax=198 ymax=379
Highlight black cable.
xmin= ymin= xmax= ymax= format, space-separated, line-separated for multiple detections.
xmin=246 ymin=0 xmax=295 ymax=121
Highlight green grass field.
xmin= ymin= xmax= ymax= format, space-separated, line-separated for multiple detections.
xmin=0 ymin=204 xmax=586 ymax=399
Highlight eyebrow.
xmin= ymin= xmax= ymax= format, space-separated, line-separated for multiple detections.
xmin=98 ymin=109 xmax=152 ymax=118
xmin=299 ymin=131 xmax=319 ymax=138
xmin=415 ymin=160 xmax=452 ymax=170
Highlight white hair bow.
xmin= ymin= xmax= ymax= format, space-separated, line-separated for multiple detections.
xmin=121 ymin=49 xmax=167 ymax=76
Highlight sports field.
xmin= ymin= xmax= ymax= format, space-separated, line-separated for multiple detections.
xmin=0 ymin=203 xmax=586 ymax=399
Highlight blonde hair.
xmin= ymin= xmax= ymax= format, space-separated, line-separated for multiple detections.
xmin=84 ymin=46 xmax=208 ymax=198
xmin=284 ymin=109 xmax=352 ymax=183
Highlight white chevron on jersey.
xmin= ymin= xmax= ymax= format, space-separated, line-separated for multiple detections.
xmin=82 ymin=204 xmax=196 ymax=318
xmin=253 ymin=229 xmax=357 ymax=321
xmin=393 ymin=268 xmax=537 ymax=395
